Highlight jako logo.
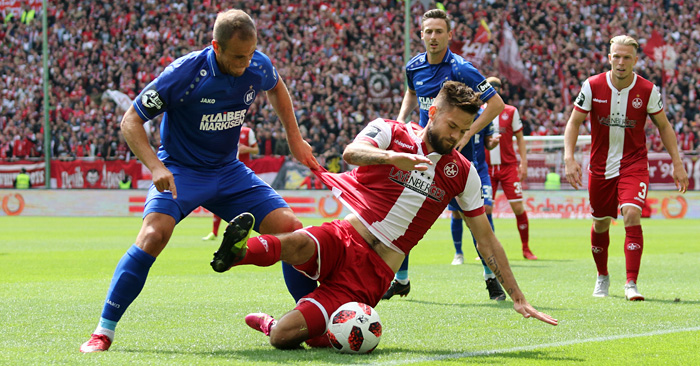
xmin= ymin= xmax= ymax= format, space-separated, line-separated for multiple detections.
xmin=626 ymin=243 xmax=641 ymax=250
xmin=200 ymin=98 xmax=215 ymax=104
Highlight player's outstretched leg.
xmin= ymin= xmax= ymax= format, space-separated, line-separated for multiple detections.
xmin=211 ymin=213 xmax=255 ymax=272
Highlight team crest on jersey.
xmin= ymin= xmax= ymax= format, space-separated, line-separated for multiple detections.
xmin=142 ymin=90 xmax=163 ymax=109
xmin=501 ymin=113 xmax=509 ymax=121
xmin=244 ymin=88 xmax=256 ymax=105
xmin=632 ymin=97 xmax=643 ymax=109
xmin=444 ymin=162 xmax=458 ymax=178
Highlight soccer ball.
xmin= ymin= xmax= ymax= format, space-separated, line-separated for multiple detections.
xmin=327 ymin=302 xmax=382 ymax=354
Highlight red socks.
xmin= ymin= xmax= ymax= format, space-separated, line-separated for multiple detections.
xmin=624 ymin=225 xmax=643 ymax=283
xmin=236 ymin=235 xmax=282 ymax=267
xmin=515 ymin=212 xmax=529 ymax=249
xmin=591 ymin=226 xmax=610 ymax=276
xmin=212 ymin=215 xmax=222 ymax=236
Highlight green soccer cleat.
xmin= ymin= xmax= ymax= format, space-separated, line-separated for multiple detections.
xmin=210 ymin=213 xmax=255 ymax=272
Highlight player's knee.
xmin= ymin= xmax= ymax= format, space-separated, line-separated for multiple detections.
xmin=281 ymin=232 xmax=315 ymax=265
xmin=269 ymin=318 xmax=305 ymax=349
xmin=260 ymin=208 xmax=302 ymax=234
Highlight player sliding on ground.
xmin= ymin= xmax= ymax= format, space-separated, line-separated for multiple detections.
xmin=211 ymin=81 xmax=557 ymax=350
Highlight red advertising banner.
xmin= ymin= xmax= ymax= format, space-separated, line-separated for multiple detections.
xmin=0 ymin=0 xmax=41 ymax=17
xmin=0 ymin=161 xmax=46 ymax=188
xmin=50 ymin=160 xmax=143 ymax=189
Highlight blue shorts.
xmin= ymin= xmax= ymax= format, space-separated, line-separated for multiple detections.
xmin=143 ymin=160 xmax=287 ymax=231
xmin=449 ymin=161 xmax=492 ymax=211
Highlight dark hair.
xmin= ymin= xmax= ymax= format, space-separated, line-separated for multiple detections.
xmin=435 ymin=81 xmax=483 ymax=115
xmin=422 ymin=9 xmax=451 ymax=32
xmin=213 ymin=9 xmax=257 ymax=47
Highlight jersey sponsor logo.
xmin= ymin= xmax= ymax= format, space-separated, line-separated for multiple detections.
xmin=388 ymin=167 xmax=446 ymax=202
xmin=199 ymin=110 xmax=247 ymax=131
xmin=443 ymin=162 xmax=458 ymax=178
xmin=632 ymin=97 xmax=643 ymax=109
xmin=244 ymin=88 xmax=256 ymax=105
xmin=477 ymin=80 xmax=491 ymax=93
xmin=593 ymin=98 xmax=607 ymax=103
xmin=200 ymin=98 xmax=215 ymax=104
xmin=598 ymin=115 xmax=637 ymax=128
xmin=575 ymin=92 xmax=585 ymax=107
xmin=416 ymin=81 xmax=424 ymax=85
xmin=393 ymin=139 xmax=415 ymax=151
xmin=142 ymin=89 xmax=164 ymax=111
xmin=418 ymin=96 xmax=434 ymax=111
xmin=626 ymin=243 xmax=641 ymax=251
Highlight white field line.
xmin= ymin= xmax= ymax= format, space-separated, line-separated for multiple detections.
xmin=360 ymin=326 xmax=700 ymax=366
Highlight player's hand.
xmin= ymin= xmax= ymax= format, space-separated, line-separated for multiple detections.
xmin=519 ymin=164 xmax=528 ymax=181
xmin=389 ymin=152 xmax=432 ymax=171
xmin=151 ymin=165 xmax=177 ymax=199
xmin=289 ymin=138 xmax=321 ymax=171
xmin=454 ymin=131 xmax=473 ymax=152
xmin=672 ymin=161 xmax=689 ymax=194
xmin=564 ymin=158 xmax=582 ymax=190
xmin=513 ymin=299 xmax=558 ymax=326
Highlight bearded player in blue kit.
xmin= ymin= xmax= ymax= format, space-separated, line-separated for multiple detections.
xmin=381 ymin=9 xmax=505 ymax=300
xmin=80 ymin=9 xmax=319 ymax=353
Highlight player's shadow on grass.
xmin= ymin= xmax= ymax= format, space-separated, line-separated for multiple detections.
xmin=607 ymin=295 xmax=700 ymax=305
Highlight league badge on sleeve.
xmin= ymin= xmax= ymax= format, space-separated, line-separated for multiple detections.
xmin=142 ymin=89 xmax=165 ymax=115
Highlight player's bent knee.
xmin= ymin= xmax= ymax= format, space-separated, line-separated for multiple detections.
xmin=260 ymin=208 xmax=303 ymax=234
xmin=280 ymin=233 xmax=315 ymax=265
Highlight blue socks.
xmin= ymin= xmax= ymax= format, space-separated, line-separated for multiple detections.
xmin=100 ymin=245 xmax=155 ymax=323
xmin=451 ymin=216 xmax=463 ymax=254
xmin=282 ymin=261 xmax=318 ymax=302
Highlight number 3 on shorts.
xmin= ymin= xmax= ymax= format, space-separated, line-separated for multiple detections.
xmin=638 ymin=182 xmax=647 ymax=199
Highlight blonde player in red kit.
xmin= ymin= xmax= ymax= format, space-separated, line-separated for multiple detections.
xmin=484 ymin=77 xmax=537 ymax=260
xmin=564 ymin=35 xmax=688 ymax=301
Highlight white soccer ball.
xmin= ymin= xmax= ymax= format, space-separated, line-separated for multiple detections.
xmin=327 ymin=302 xmax=382 ymax=354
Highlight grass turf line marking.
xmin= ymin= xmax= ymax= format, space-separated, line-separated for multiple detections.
xmin=368 ymin=326 xmax=700 ymax=366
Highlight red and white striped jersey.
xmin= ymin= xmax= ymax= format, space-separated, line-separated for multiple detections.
xmin=315 ymin=118 xmax=484 ymax=255
xmin=573 ymin=72 xmax=663 ymax=179
xmin=237 ymin=126 xmax=257 ymax=166
xmin=485 ymin=104 xmax=522 ymax=166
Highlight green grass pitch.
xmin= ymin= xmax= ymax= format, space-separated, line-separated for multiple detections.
xmin=1 ymin=216 xmax=699 ymax=365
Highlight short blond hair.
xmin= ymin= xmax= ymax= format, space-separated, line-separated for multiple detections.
xmin=609 ymin=35 xmax=639 ymax=54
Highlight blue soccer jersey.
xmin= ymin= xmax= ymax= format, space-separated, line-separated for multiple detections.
xmin=133 ymin=46 xmax=279 ymax=168
xmin=405 ymin=48 xmax=497 ymax=128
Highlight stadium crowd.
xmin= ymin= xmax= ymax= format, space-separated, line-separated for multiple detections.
xmin=1 ymin=0 xmax=699 ymax=163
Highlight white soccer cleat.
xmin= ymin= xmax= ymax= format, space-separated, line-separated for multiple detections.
xmin=451 ymin=253 xmax=464 ymax=265
xmin=592 ymin=274 xmax=610 ymax=297
xmin=624 ymin=280 xmax=645 ymax=301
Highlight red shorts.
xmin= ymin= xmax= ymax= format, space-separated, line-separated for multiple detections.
xmin=489 ymin=164 xmax=523 ymax=201
xmin=588 ymin=171 xmax=649 ymax=219
xmin=293 ymin=220 xmax=395 ymax=338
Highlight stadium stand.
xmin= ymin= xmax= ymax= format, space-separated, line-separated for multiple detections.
xmin=1 ymin=0 xmax=698 ymax=165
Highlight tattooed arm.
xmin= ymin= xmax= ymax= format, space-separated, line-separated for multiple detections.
xmin=343 ymin=140 xmax=432 ymax=171
xmin=463 ymin=212 xmax=558 ymax=326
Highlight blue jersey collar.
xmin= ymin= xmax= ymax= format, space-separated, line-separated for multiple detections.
xmin=206 ymin=46 xmax=222 ymax=77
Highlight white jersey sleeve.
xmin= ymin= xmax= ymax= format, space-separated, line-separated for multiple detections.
xmin=574 ymin=79 xmax=593 ymax=112
xmin=354 ymin=118 xmax=392 ymax=149
xmin=647 ymin=85 xmax=664 ymax=114
xmin=248 ymin=129 xmax=257 ymax=146
xmin=454 ymin=164 xmax=484 ymax=214
xmin=511 ymin=107 xmax=523 ymax=133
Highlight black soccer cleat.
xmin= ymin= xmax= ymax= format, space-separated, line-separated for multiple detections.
xmin=381 ymin=280 xmax=410 ymax=300
xmin=210 ymin=213 xmax=255 ymax=273
xmin=485 ymin=277 xmax=506 ymax=301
